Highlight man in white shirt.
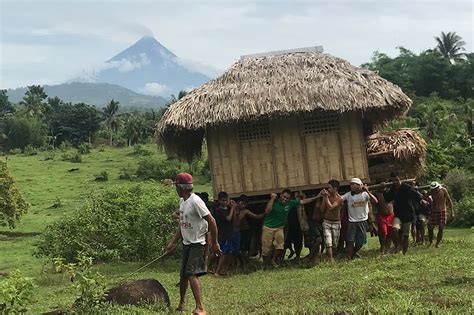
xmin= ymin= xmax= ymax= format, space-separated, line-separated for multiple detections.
xmin=165 ymin=172 xmax=221 ymax=315
xmin=326 ymin=178 xmax=378 ymax=259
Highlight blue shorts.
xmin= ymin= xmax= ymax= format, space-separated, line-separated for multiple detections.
xmin=347 ymin=221 xmax=368 ymax=246
xmin=219 ymin=231 xmax=241 ymax=255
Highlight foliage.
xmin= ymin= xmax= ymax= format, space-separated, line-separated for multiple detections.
xmin=443 ymin=169 xmax=473 ymax=201
xmin=102 ymin=99 xmax=122 ymax=146
xmin=136 ymin=157 xmax=188 ymax=180
xmin=19 ymin=85 xmax=49 ymax=118
xmin=451 ymin=197 xmax=474 ymax=227
xmin=94 ymin=171 xmax=108 ymax=182
xmin=35 ymin=184 xmax=177 ymax=262
xmin=0 ymin=90 xmax=15 ymax=117
xmin=131 ymin=144 xmax=152 ymax=156
xmin=46 ymin=102 xmax=101 ymax=147
xmin=61 ymin=152 xmax=82 ymax=163
xmin=0 ymin=160 xmax=29 ymax=228
xmin=22 ymin=145 xmax=37 ymax=156
xmin=0 ymin=270 xmax=36 ymax=314
xmin=54 ymin=255 xmax=107 ymax=312
xmin=77 ymin=143 xmax=91 ymax=155
xmin=122 ymin=114 xmax=149 ymax=146
xmin=8 ymin=149 xmax=21 ymax=155
xmin=435 ymin=31 xmax=466 ymax=62
xmin=0 ymin=116 xmax=47 ymax=150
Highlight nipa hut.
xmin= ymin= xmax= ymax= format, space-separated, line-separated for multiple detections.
xmin=157 ymin=48 xmax=412 ymax=198
xmin=366 ymin=128 xmax=427 ymax=182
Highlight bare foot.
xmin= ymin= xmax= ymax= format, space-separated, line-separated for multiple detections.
xmin=175 ymin=305 xmax=185 ymax=312
xmin=192 ymin=307 xmax=207 ymax=315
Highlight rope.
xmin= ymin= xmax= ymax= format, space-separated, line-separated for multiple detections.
xmin=119 ymin=252 xmax=168 ymax=283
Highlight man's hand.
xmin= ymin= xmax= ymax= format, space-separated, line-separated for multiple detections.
xmin=321 ymin=189 xmax=329 ymax=197
xmin=362 ymin=184 xmax=369 ymax=192
xmin=164 ymin=242 xmax=177 ymax=256
xmin=271 ymin=193 xmax=278 ymax=200
xmin=229 ymin=199 xmax=237 ymax=208
xmin=211 ymin=242 xmax=223 ymax=256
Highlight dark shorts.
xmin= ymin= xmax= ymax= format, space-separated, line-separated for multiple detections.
xmin=347 ymin=221 xmax=368 ymax=246
xmin=309 ymin=220 xmax=324 ymax=240
xmin=240 ymin=229 xmax=252 ymax=252
xmin=219 ymin=231 xmax=241 ymax=255
xmin=180 ymin=243 xmax=208 ymax=278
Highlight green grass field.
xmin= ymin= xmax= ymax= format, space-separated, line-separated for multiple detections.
xmin=1 ymin=146 xmax=473 ymax=314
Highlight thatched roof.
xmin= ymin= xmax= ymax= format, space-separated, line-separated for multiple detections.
xmin=366 ymin=128 xmax=427 ymax=178
xmin=157 ymin=52 xmax=413 ymax=161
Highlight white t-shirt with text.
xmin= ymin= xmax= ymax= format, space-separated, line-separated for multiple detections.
xmin=342 ymin=191 xmax=370 ymax=222
xmin=179 ymin=193 xmax=210 ymax=245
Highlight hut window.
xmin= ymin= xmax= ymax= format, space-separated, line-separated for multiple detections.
xmin=302 ymin=111 xmax=340 ymax=135
xmin=238 ymin=120 xmax=271 ymax=141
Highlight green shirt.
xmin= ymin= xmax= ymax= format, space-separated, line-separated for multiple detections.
xmin=264 ymin=198 xmax=300 ymax=228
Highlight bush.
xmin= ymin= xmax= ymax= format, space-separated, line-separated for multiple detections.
xmin=0 ymin=161 xmax=29 ymax=228
xmin=136 ymin=157 xmax=188 ymax=180
xmin=0 ymin=270 xmax=36 ymax=314
xmin=61 ymin=152 xmax=82 ymax=163
xmin=132 ymin=144 xmax=152 ymax=156
xmin=118 ymin=167 xmax=134 ymax=180
xmin=22 ymin=145 xmax=37 ymax=156
xmin=443 ymin=168 xmax=473 ymax=201
xmin=77 ymin=143 xmax=91 ymax=155
xmin=94 ymin=171 xmax=108 ymax=182
xmin=1 ymin=116 xmax=47 ymax=150
xmin=59 ymin=140 xmax=72 ymax=151
xmin=8 ymin=148 xmax=21 ymax=155
xmin=451 ymin=197 xmax=474 ymax=228
xmin=35 ymin=184 xmax=177 ymax=262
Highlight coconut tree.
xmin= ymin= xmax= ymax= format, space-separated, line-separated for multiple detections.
xmin=19 ymin=85 xmax=49 ymax=118
xmin=102 ymin=99 xmax=122 ymax=146
xmin=435 ymin=31 xmax=466 ymax=62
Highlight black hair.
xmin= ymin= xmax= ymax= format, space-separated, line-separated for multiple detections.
xmin=217 ymin=191 xmax=229 ymax=199
xmin=328 ymin=179 xmax=340 ymax=189
xmin=390 ymin=171 xmax=400 ymax=178
xmin=238 ymin=194 xmax=249 ymax=203
xmin=281 ymin=188 xmax=292 ymax=196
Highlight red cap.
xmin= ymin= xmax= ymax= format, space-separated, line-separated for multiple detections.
xmin=175 ymin=172 xmax=193 ymax=184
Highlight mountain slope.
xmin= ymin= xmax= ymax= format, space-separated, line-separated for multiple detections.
xmin=93 ymin=36 xmax=212 ymax=96
xmin=7 ymin=82 xmax=167 ymax=108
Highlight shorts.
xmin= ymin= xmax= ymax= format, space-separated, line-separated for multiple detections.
xmin=240 ymin=229 xmax=252 ymax=252
xmin=347 ymin=221 xmax=368 ymax=246
xmin=392 ymin=217 xmax=411 ymax=236
xmin=219 ymin=231 xmax=241 ymax=255
xmin=377 ymin=213 xmax=394 ymax=237
xmin=415 ymin=214 xmax=428 ymax=229
xmin=429 ymin=210 xmax=447 ymax=227
xmin=180 ymin=243 xmax=208 ymax=278
xmin=323 ymin=219 xmax=341 ymax=247
xmin=261 ymin=226 xmax=284 ymax=256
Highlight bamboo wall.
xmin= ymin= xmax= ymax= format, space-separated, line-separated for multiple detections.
xmin=207 ymin=112 xmax=369 ymax=197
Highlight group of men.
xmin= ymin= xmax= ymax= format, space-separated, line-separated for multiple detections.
xmin=164 ymin=172 xmax=455 ymax=314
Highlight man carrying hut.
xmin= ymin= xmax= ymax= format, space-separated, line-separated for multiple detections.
xmin=320 ymin=179 xmax=343 ymax=261
xmin=262 ymin=189 xmax=319 ymax=267
xmin=328 ymin=178 xmax=378 ymax=259
xmin=384 ymin=172 xmax=424 ymax=255
xmin=426 ymin=182 xmax=455 ymax=248
xmin=165 ymin=173 xmax=221 ymax=314
xmin=213 ymin=191 xmax=235 ymax=277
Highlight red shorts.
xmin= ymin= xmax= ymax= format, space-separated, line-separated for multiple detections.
xmin=430 ymin=209 xmax=447 ymax=227
xmin=377 ymin=212 xmax=394 ymax=237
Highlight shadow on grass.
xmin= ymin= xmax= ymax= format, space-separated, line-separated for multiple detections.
xmin=0 ymin=231 xmax=41 ymax=238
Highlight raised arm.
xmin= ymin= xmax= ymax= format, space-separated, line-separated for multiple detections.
xmin=323 ymin=194 xmax=343 ymax=211
xmin=265 ymin=193 xmax=277 ymax=214
xmin=225 ymin=201 xmax=236 ymax=221
xmin=244 ymin=209 xmax=265 ymax=220
xmin=363 ymin=185 xmax=378 ymax=204
xmin=444 ymin=188 xmax=455 ymax=219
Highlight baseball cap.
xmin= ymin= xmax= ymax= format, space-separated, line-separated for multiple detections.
xmin=430 ymin=181 xmax=441 ymax=190
xmin=175 ymin=172 xmax=193 ymax=184
xmin=350 ymin=178 xmax=363 ymax=185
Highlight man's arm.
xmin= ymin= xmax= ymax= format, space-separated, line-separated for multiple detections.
xmin=265 ymin=193 xmax=277 ymax=214
xmin=300 ymin=195 xmax=320 ymax=205
xmin=203 ymin=213 xmax=222 ymax=255
xmin=165 ymin=226 xmax=182 ymax=255
xmin=323 ymin=194 xmax=343 ymax=211
xmin=225 ymin=202 xmax=235 ymax=221
xmin=244 ymin=209 xmax=265 ymax=220
xmin=363 ymin=185 xmax=378 ymax=204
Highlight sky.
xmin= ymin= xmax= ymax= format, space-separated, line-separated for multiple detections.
xmin=0 ymin=0 xmax=472 ymax=89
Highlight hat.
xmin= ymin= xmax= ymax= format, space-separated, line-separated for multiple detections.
xmin=430 ymin=181 xmax=441 ymax=190
xmin=175 ymin=172 xmax=193 ymax=184
xmin=350 ymin=178 xmax=363 ymax=185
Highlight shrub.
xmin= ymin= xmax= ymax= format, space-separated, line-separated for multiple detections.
xmin=118 ymin=167 xmax=134 ymax=180
xmin=61 ymin=152 xmax=82 ymax=163
xmin=59 ymin=140 xmax=72 ymax=151
xmin=136 ymin=157 xmax=188 ymax=180
xmin=22 ymin=145 xmax=37 ymax=156
xmin=0 ymin=161 xmax=29 ymax=228
xmin=0 ymin=270 xmax=36 ymax=314
xmin=132 ymin=144 xmax=152 ymax=156
xmin=443 ymin=168 xmax=473 ymax=201
xmin=43 ymin=151 xmax=55 ymax=161
xmin=35 ymin=184 xmax=177 ymax=262
xmin=8 ymin=148 xmax=21 ymax=155
xmin=451 ymin=197 xmax=474 ymax=228
xmin=77 ymin=143 xmax=91 ymax=155
xmin=2 ymin=116 xmax=47 ymax=150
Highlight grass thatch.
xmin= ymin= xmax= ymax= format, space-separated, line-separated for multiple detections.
xmin=366 ymin=128 xmax=427 ymax=179
xmin=157 ymin=52 xmax=413 ymax=161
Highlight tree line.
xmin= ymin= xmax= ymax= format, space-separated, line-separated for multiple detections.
xmin=0 ymin=87 xmax=185 ymax=151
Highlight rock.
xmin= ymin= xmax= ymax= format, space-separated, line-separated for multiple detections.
xmin=104 ymin=279 xmax=170 ymax=306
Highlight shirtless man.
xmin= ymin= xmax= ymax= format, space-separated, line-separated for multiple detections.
xmin=427 ymin=182 xmax=455 ymax=248
xmin=321 ymin=179 xmax=343 ymax=261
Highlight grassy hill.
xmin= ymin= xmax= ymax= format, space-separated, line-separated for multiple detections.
xmin=7 ymin=82 xmax=168 ymax=109
xmin=0 ymin=146 xmax=472 ymax=313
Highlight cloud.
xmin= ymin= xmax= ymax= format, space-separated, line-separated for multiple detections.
xmin=174 ymin=57 xmax=223 ymax=78
xmin=143 ymin=82 xmax=170 ymax=95
xmin=106 ymin=53 xmax=151 ymax=73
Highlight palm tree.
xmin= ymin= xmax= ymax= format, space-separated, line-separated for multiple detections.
xmin=102 ymin=99 xmax=121 ymax=146
xmin=19 ymin=85 xmax=48 ymax=117
xmin=435 ymin=31 xmax=466 ymax=62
